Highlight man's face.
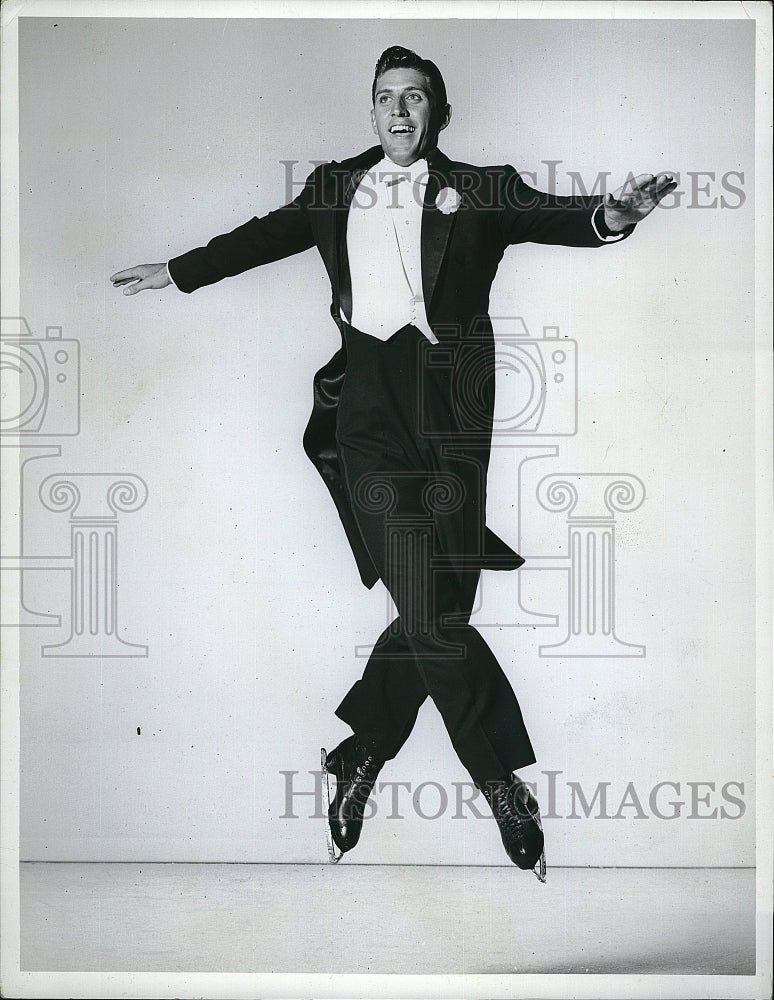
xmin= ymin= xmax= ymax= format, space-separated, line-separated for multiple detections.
xmin=371 ymin=67 xmax=449 ymax=166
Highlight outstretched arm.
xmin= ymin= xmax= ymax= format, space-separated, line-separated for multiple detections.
xmin=499 ymin=167 xmax=677 ymax=248
xmin=109 ymin=163 xmax=324 ymax=296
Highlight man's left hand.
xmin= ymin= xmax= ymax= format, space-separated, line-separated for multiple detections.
xmin=604 ymin=173 xmax=677 ymax=231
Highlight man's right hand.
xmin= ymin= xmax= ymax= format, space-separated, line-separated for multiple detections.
xmin=110 ymin=263 xmax=171 ymax=295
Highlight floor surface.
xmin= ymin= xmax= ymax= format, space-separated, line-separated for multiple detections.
xmin=19 ymin=862 xmax=756 ymax=975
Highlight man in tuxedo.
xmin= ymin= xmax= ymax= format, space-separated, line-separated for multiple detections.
xmin=111 ymin=46 xmax=675 ymax=881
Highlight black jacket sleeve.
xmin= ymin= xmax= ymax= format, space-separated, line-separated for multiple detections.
xmin=167 ymin=167 xmax=321 ymax=293
xmin=497 ymin=166 xmax=634 ymax=248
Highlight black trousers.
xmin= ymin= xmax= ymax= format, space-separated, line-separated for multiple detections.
xmin=333 ymin=323 xmax=535 ymax=785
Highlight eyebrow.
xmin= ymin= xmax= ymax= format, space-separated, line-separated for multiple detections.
xmin=375 ymin=86 xmax=428 ymax=97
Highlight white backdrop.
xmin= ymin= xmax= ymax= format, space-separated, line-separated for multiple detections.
xmin=12 ymin=11 xmax=758 ymax=865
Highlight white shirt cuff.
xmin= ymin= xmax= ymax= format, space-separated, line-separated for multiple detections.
xmin=591 ymin=204 xmax=629 ymax=242
xmin=165 ymin=261 xmax=179 ymax=288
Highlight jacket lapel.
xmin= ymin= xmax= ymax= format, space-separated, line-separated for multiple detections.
xmin=320 ymin=146 xmax=384 ymax=319
xmin=335 ymin=165 xmax=366 ymax=322
xmin=422 ymin=150 xmax=459 ymax=312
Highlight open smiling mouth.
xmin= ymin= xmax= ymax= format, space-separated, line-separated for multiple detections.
xmin=389 ymin=125 xmax=416 ymax=134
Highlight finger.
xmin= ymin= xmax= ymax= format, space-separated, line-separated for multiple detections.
xmin=631 ymin=176 xmax=669 ymax=207
xmin=611 ymin=174 xmax=653 ymax=203
xmin=122 ymin=280 xmax=143 ymax=295
xmin=112 ymin=276 xmax=138 ymax=286
xmin=628 ymin=173 xmax=655 ymax=192
xmin=651 ymin=181 xmax=679 ymax=206
xmin=110 ymin=267 xmax=142 ymax=283
xmin=648 ymin=174 xmax=678 ymax=198
xmin=645 ymin=173 xmax=677 ymax=193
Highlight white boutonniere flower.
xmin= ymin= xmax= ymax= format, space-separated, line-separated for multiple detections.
xmin=436 ymin=187 xmax=462 ymax=214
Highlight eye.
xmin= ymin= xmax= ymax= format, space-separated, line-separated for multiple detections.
xmin=378 ymin=95 xmax=390 ymax=104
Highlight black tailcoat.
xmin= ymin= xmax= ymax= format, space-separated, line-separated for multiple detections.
xmin=168 ymin=146 xmax=624 ymax=588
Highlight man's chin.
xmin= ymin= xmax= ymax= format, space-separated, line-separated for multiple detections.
xmin=383 ymin=142 xmax=423 ymax=166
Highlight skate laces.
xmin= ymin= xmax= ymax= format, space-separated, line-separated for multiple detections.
xmin=494 ymin=783 xmax=524 ymax=834
xmin=349 ymin=745 xmax=383 ymax=791
xmin=485 ymin=780 xmax=538 ymax=832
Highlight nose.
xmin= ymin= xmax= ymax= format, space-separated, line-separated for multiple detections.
xmin=391 ymin=97 xmax=409 ymax=116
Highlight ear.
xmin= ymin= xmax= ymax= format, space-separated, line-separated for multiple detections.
xmin=438 ymin=104 xmax=452 ymax=133
xmin=370 ymin=108 xmax=378 ymax=134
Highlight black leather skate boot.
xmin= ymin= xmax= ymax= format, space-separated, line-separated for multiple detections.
xmin=321 ymin=736 xmax=384 ymax=863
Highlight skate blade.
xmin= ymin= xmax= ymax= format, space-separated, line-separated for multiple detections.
xmin=321 ymin=748 xmax=343 ymax=864
xmin=532 ymin=849 xmax=547 ymax=883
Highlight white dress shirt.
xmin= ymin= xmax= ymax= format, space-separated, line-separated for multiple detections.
xmin=344 ymin=156 xmax=438 ymax=344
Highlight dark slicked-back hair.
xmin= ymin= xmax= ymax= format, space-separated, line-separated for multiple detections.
xmin=371 ymin=46 xmax=448 ymax=118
